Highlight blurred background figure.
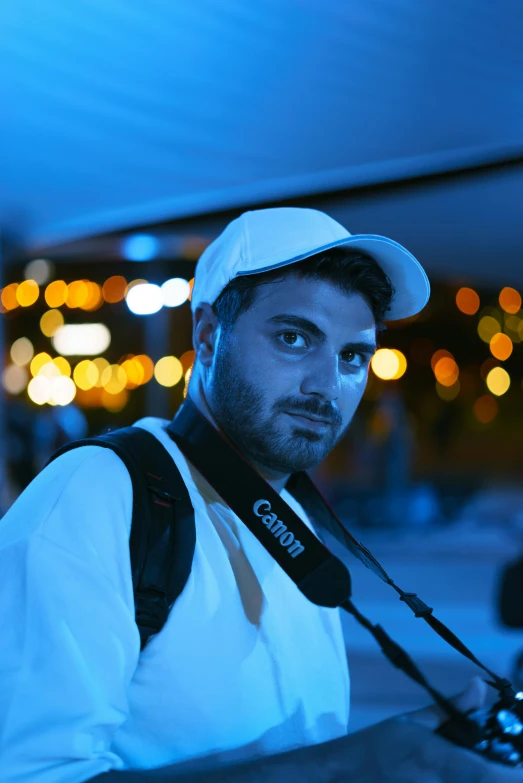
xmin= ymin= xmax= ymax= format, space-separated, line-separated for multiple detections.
xmin=1 ymin=0 xmax=523 ymax=732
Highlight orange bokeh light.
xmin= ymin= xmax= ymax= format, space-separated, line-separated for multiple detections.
xmin=431 ymin=349 xmax=453 ymax=372
xmin=499 ymin=287 xmax=521 ymax=315
xmin=45 ymin=280 xmax=68 ymax=308
xmin=434 ymin=357 xmax=459 ymax=387
xmin=1 ymin=283 xmax=20 ymax=311
xmin=102 ymin=276 xmax=127 ymax=303
xmin=133 ymin=355 xmax=154 ymax=384
xmin=473 ymin=395 xmax=498 ymax=424
xmin=489 ymin=333 xmax=513 ymax=361
xmin=456 ymin=287 xmax=480 ymax=315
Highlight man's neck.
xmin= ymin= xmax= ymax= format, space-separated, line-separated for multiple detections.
xmin=186 ymin=385 xmax=290 ymax=494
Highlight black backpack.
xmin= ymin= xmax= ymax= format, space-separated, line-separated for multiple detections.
xmin=50 ymin=426 xmax=196 ymax=650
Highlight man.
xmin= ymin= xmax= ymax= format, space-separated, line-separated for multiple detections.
xmin=0 ymin=208 xmax=518 ymax=782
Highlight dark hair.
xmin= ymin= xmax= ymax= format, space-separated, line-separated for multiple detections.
xmin=213 ymin=247 xmax=395 ymax=331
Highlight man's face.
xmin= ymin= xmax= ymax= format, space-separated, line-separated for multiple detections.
xmin=206 ymin=275 xmax=377 ymax=475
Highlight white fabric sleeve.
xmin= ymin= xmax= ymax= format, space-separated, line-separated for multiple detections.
xmin=0 ymin=446 xmax=141 ymax=783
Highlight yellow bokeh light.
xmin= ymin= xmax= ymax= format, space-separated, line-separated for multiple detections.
xmin=39 ymin=361 xmax=61 ymax=378
xmin=134 ymin=355 xmax=154 ymax=384
xmin=499 ymin=287 xmax=522 ymax=314
xmin=28 ymin=376 xmax=51 ymax=405
xmin=489 ymin=332 xmax=513 ymax=361
xmin=73 ymin=360 xmax=99 ymax=390
xmin=40 ymin=309 xmax=65 ymax=337
xmin=53 ymin=356 xmax=72 ymax=377
xmin=434 ymin=357 xmax=459 ymax=387
xmin=183 ymin=366 xmax=193 ymax=398
xmin=370 ymin=349 xmax=400 ymax=380
xmin=486 ymin=366 xmax=510 ymax=396
xmin=473 ymin=394 xmax=498 ymax=424
xmin=10 ymin=337 xmax=34 ymax=367
xmin=154 ymin=356 xmax=183 ymax=387
xmin=101 ymin=387 xmax=129 ymax=412
xmin=45 ymin=280 xmax=68 ymax=308
xmin=66 ymin=280 xmax=90 ymax=308
xmin=121 ymin=358 xmax=145 ymax=389
xmin=436 ymin=380 xmax=460 ymax=401
xmin=2 ymin=365 xmax=29 ymax=395
xmin=477 ymin=315 xmax=501 ymax=343
xmin=101 ymin=364 xmax=127 ymax=394
xmin=456 ymin=287 xmax=480 ymax=315
xmin=1 ymin=283 xmax=20 ymax=311
xmin=92 ymin=357 xmax=110 ymax=387
xmin=16 ymin=279 xmax=40 ymax=307
xmin=102 ymin=276 xmax=128 ymax=303
xmin=81 ymin=282 xmax=103 ymax=311
xmin=390 ymin=349 xmax=407 ymax=380
xmin=30 ymin=352 xmax=52 ymax=377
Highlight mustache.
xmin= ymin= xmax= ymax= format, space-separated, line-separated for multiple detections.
xmin=273 ymin=397 xmax=342 ymax=428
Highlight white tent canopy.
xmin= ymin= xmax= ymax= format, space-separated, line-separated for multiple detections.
xmin=2 ymin=0 xmax=523 ymax=283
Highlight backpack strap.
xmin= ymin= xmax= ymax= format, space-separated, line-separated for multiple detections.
xmin=49 ymin=427 xmax=196 ymax=650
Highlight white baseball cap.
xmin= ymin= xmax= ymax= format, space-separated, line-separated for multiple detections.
xmin=191 ymin=207 xmax=430 ymax=321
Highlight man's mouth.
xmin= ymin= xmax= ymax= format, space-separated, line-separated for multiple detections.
xmin=285 ymin=411 xmax=332 ymax=432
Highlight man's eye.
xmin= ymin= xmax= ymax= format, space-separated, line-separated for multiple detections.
xmin=279 ymin=331 xmax=308 ymax=348
xmin=342 ymin=351 xmax=366 ymax=367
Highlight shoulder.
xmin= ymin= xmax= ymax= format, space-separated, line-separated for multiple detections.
xmin=0 ymin=444 xmax=134 ymax=549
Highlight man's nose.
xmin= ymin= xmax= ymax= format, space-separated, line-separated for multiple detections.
xmin=300 ymin=355 xmax=342 ymax=401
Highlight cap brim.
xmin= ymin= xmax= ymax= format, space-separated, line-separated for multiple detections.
xmin=336 ymin=234 xmax=430 ymax=320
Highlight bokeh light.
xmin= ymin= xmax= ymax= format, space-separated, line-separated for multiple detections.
xmin=28 ymin=376 xmax=51 ymax=405
xmin=180 ymin=350 xmax=196 ymax=374
xmin=73 ymin=360 xmax=99 ymax=390
xmin=52 ymin=323 xmax=111 ymax=356
xmin=473 ymin=394 xmax=499 ymax=423
xmin=504 ymin=314 xmax=522 ymax=343
xmin=370 ymin=349 xmax=400 ymax=380
xmin=489 ymin=333 xmax=513 ymax=361
xmin=40 ymin=309 xmax=65 ymax=337
xmin=103 ymin=276 xmax=127 ymax=303
xmin=30 ymin=352 xmax=52 ymax=377
xmin=1 ymin=284 xmax=19 ymax=311
xmin=434 ymin=357 xmax=459 ymax=387
xmin=486 ymin=367 xmax=510 ymax=396
xmin=92 ymin=357 xmax=110 ymax=386
xmin=436 ymin=380 xmax=460 ymax=401
xmin=3 ymin=365 xmax=29 ymax=395
xmin=477 ymin=315 xmax=501 ymax=343
xmin=101 ymin=388 xmax=129 ymax=412
xmin=121 ymin=358 xmax=145 ymax=389
xmin=499 ymin=287 xmax=521 ymax=314
xmin=456 ymin=287 xmax=480 ymax=315
xmin=66 ymin=280 xmax=90 ymax=308
xmin=430 ymin=349 xmax=453 ymax=372
xmin=122 ymin=234 xmax=159 ymax=262
xmin=45 ymin=280 xmax=68 ymax=308
xmin=126 ymin=283 xmax=163 ymax=315
xmin=81 ymin=282 xmax=104 ymax=311
xmin=24 ymin=258 xmax=53 ymax=285
xmin=390 ymin=349 xmax=407 ymax=380
xmin=10 ymin=337 xmax=34 ymax=366
xmin=53 ymin=356 xmax=72 ymax=377
xmin=154 ymin=356 xmax=183 ymax=387
xmin=161 ymin=278 xmax=191 ymax=307
xmin=133 ymin=355 xmax=154 ymax=384
xmin=188 ymin=278 xmax=194 ymax=301
xmin=16 ymin=279 xmax=40 ymax=307
xmin=480 ymin=357 xmax=499 ymax=380
xmin=100 ymin=364 xmax=127 ymax=394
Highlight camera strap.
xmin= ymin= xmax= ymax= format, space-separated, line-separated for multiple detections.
xmin=166 ymin=398 xmax=513 ymax=717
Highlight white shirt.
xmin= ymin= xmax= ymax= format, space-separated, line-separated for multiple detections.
xmin=0 ymin=417 xmax=350 ymax=783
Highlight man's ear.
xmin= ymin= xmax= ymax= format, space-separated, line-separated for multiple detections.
xmin=192 ymin=303 xmax=220 ymax=367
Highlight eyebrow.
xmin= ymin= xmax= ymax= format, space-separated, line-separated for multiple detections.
xmin=267 ymin=314 xmax=377 ymax=355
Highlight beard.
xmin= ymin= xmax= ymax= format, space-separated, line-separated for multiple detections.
xmin=208 ymin=337 xmax=347 ymax=475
